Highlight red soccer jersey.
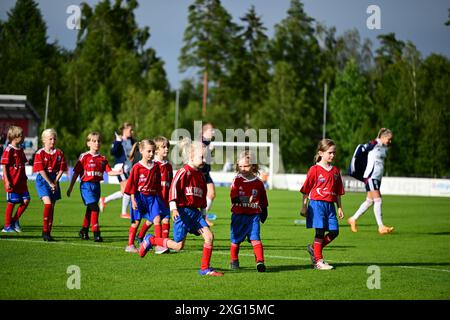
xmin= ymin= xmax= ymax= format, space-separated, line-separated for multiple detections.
xmin=33 ymin=148 xmax=67 ymax=175
xmin=124 ymin=161 xmax=161 ymax=196
xmin=169 ymin=164 xmax=207 ymax=209
xmin=300 ymin=164 xmax=345 ymax=203
xmin=230 ymin=174 xmax=268 ymax=215
xmin=155 ymin=160 xmax=173 ymax=207
xmin=73 ymin=152 xmax=111 ymax=182
xmin=1 ymin=145 xmax=28 ymax=193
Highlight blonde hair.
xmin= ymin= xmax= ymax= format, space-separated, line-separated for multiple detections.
xmin=314 ymin=138 xmax=336 ymax=163
xmin=119 ymin=122 xmax=133 ymax=133
xmin=235 ymin=150 xmax=259 ymax=174
xmin=86 ymin=132 xmax=102 ymax=143
xmin=154 ymin=136 xmax=169 ymax=150
xmin=41 ymin=128 xmax=57 ymax=143
xmin=377 ymin=128 xmax=393 ymax=139
xmin=7 ymin=125 xmax=23 ymax=141
xmin=178 ymin=137 xmax=204 ymax=164
xmin=139 ymin=139 xmax=156 ymax=153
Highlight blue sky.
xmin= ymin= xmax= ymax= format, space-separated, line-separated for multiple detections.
xmin=1 ymin=0 xmax=449 ymax=89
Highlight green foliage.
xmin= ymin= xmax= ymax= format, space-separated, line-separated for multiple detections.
xmin=0 ymin=0 xmax=449 ymax=177
xmin=328 ymin=59 xmax=374 ymax=169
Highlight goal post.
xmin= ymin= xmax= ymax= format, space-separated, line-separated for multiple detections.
xmin=169 ymin=140 xmax=276 ymax=189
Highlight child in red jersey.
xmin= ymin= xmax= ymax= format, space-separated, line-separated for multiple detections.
xmin=33 ymin=129 xmax=67 ymax=241
xmin=1 ymin=126 xmax=30 ymax=233
xmin=139 ymin=138 xmax=224 ymax=276
xmin=229 ymin=151 xmax=269 ymax=272
xmin=151 ymin=137 xmax=173 ymax=238
xmin=123 ymin=139 xmax=169 ymax=253
xmin=67 ymin=132 xmax=122 ymax=242
xmin=300 ymin=139 xmax=345 ymax=270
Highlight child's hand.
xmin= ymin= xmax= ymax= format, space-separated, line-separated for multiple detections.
xmin=115 ymin=132 xmax=122 ymax=141
xmin=171 ymin=209 xmax=179 ymax=221
xmin=131 ymin=199 xmax=138 ymax=211
xmin=338 ymin=208 xmax=344 ymax=219
xmin=300 ymin=205 xmax=308 ymax=217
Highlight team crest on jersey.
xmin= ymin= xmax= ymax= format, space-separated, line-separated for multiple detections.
xmin=251 ymin=189 xmax=258 ymax=196
xmin=318 ymin=174 xmax=325 ymax=183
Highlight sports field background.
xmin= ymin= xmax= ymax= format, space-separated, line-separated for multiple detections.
xmin=0 ymin=182 xmax=449 ymax=300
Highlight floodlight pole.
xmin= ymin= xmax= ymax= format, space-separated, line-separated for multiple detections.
xmin=175 ymin=89 xmax=179 ymax=130
xmin=44 ymin=85 xmax=50 ymax=129
xmin=322 ymin=83 xmax=327 ymax=139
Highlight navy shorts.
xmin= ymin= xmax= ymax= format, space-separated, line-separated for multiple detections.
xmin=35 ymin=173 xmax=61 ymax=201
xmin=80 ymin=182 xmax=101 ymax=206
xmin=365 ymin=178 xmax=381 ymax=192
xmin=230 ymin=213 xmax=261 ymax=244
xmin=172 ymin=207 xmax=209 ymax=242
xmin=306 ymin=199 xmax=339 ymax=231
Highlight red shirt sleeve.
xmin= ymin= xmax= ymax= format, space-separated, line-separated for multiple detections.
xmin=259 ymin=183 xmax=268 ymax=208
xmin=105 ymin=159 xmax=112 ymax=173
xmin=33 ymin=151 xmax=44 ymax=172
xmin=73 ymin=158 xmax=84 ymax=175
xmin=300 ymin=166 xmax=316 ymax=195
xmin=0 ymin=148 xmax=9 ymax=165
xmin=230 ymin=177 xmax=240 ymax=200
xmin=59 ymin=151 xmax=68 ymax=172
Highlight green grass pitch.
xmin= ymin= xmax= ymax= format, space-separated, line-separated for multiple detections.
xmin=0 ymin=182 xmax=449 ymax=300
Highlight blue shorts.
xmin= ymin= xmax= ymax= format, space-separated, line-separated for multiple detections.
xmin=306 ymin=199 xmax=339 ymax=231
xmin=35 ymin=173 xmax=61 ymax=201
xmin=172 ymin=207 xmax=209 ymax=243
xmin=80 ymin=182 xmax=101 ymax=206
xmin=130 ymin=194 xmax=170 ymax=223
xmin=6 ymin=191 xmax=31 ymax=204
xmin=230 ymin=213 xmax=261 ymax=244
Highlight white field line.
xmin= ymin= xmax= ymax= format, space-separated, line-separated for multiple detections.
xmin=1 ymin=237 xmax=450 ymax=274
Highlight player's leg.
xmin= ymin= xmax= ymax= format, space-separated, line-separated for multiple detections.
xmin=2 ymin=196 xmax=15 ymax=232
xmin=88 ymin=203 xmax=102 ymax=242
xmin=198 ymin=227 xmax=223 ymax=276
xmin=249 ymin=215 xmax=265 ymax=272
xmin=11 ymin=194 xmax=30 ymax=231
xmin=348 ymin=185 xmax=375 ymax=232
xmin=370 ymin=188 xmax=394 ymax=234
xmin=120 ymin=180 xmax=131 ymax=219
xmin=41 ymin=196 xmax=53 ymax=241
xmin=126 ymin=219 xmax=140 ymax=253
xmin=161 ymin=217 xmax=170 ymax=239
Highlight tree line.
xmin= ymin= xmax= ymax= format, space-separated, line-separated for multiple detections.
xmin=1 ymin=0 xmax=449 ymax=177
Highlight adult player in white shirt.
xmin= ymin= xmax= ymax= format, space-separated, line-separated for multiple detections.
xmin=347 ymin=128 xmax=394 ymax=235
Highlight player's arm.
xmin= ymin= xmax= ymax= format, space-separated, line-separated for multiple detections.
xmin=106 ymin=163 xmax=123 ymax=176
xmin=66 ymin=170 xmax=79 ymax=197
xmin=2 ymin=164 xmax=12 ymax=191
xmin=300 ymin=193 xmax=309 ymax=217
xmin=39 ymin=170 xmax=56 ymax=191
xmin=336 ymin=196 xmax=344 ymax=219
xmin=260 ymin=206 xmax=268 ymax=224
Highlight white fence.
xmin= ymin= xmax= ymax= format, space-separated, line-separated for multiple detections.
xmin=10 ymin=166 xmax=450 ymax=198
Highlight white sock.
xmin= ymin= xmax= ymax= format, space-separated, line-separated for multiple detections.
xmin=105 ymin=191 xmax=123 ymax=203
xmin=122 ymin=194 xmax=131 ymax=214
xmin=373 ymin=198 xmax=383 ymax=227
xmin=205 ymin=198 xmax=213 ymax=212
xmin=352 ymin=198 xmax=373 ymax=220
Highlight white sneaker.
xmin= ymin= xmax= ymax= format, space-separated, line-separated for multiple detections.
xmin=13 ymin=220 xmax=22 ymax=233
xmin=314 ymin=259 xmax=334 ymax=270
xmin=125 ymin=245 xmax=138 ymax=253
xmin=154 ymin=245 xmax=169 ymax=254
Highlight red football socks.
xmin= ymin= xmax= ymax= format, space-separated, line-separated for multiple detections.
xmin=313 ymin=237 xmax=324 ymax=261
xmin=230 ymin=243 xmax=240 ymax=261
xmin=154 ymin=224 xmax=162 ymax=238
xmin=251 ymin=240 xmax=264 ymax=263
xmin=128 ymin=225 xmax=138 ymax=246
xmin=4 ymin=203 xmax=14 ymax=228
xmin=138 ymin=223 xmax=150 ymax=239
xmin=201 ymin=243 xmax=213 ymax=270
xmin=43 ymin=204 xmax=52 ymax=233
xmin=162 ymin=222 xmax=170 ymax=238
